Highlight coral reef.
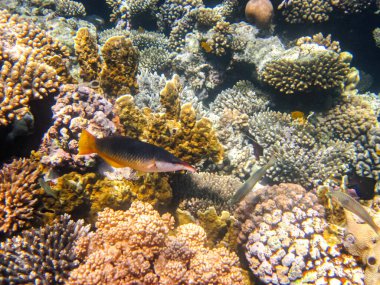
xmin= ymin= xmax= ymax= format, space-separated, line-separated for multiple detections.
xmin=202 ymin=20 xmax=233 ymax=56
xmin=355 ymin=127 xmax=380 ymax=180
xmin=67 ymin=201 xmax=246 ymax=284
xmin=0 ymin=214 xmax=90 ymax=284
xmin=258 ymin=43 xmax=352 ymax=95
xmin=0 ymin=10 xmax=70 ymax=126
xmin=131 ymin=31 xmax=169 ymax=51
xmin=100 ymin=36 xmax=139 ymax=96
xmin=331 ymin=0 xmax=375 ymax=14
xmin=98 ymin=28 xmax=130 ymax=46
xmin=0 ymin=158 xmax=42 ymax=235
xmin=295 ymin=33 xmax=341 ymax=52
xmin=54 ymin=0 xmax=86 ymax=17
xmin=74 ymin=27 xmax=101 ymax=82
xmin=39 ymin=84 xmax=116 ymax=171
xmin=343 ymin=210 xmax=380 ymax=285
xmin=249 ymin=110 xmax=355 ymax=188
xmin=235 ymin=183 xmax=365 ymax=284
xmin=115 ymin=74 xmax=224 ymax=166
xmin=278 ymin=0 xmax=333 ymax=23
xmin=139 ymin=47 xmax=172 ymax=73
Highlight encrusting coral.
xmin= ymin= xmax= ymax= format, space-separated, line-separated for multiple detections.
xmin=0 ymin=10 xmax=70 ymax=126
xmin=39 ymin=84 xmax=116 ymax=171
xmin=74 ymin=27 xmax=101 ymax=82
xmin=343 ymin=210 xmax=380 ymax=285
xmin=115 ymin=74 xmax=224 ymax=166
xmin=67 ymin=201 xmax=246 ymax=284
xmin=100 ymin=36 xmax=139 ymax=96
xmin=0 ymin=158 xmax=43 ymax=236
xmin=0 ymin=214 xmax=90 ymax=285
xmin=235 ymin=183 xmax=365 ymax=284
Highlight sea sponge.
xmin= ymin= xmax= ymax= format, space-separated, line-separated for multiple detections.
xmin=115 ymin=74 xmax=224 ymax=166
xmin=100 ymin=36 xmax=139 ymax=96
xmin=235 ymin=183 xmax=365 ymax=284
xmin=67 ymin=201 xmax=246 ymax=284
xmin=74 ymin=27 xmax=101 ymax=81
xmin=0 ymin=214 xmax=90 ymax=285
xmin=259 ymin=43 xmax=352 ymax=95
xmin=279 ymin=0 xmax=333 ymax=23
xmin=54 ymin=0 xmax=86 ymax=17
xmin=245 ymin=0 xmax=273 ymax=29
xmin=0 ymin=158 xmax=42 ymax=236
xmin=0 ymin=11 xmax=70 ymax=126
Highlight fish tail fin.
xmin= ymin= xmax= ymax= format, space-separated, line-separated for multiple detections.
xmin=78 ymin=129 xmax=97 ymax=155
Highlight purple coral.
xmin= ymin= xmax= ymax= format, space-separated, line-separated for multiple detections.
xmin=39 ymin=84 xmax=116 ymax=172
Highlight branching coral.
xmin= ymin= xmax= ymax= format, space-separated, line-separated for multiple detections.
xmin=249 ymin=111 xmax=355 ymax=188
xmin=115 ymin=74 xmax=224 ymax=166
xmin=67 ymin=201 xmax=246 ymax=284
xmin=0 ymin=214 xmax=90 ymax=285
xmin=100 ymin=36 xmax=139 ymax=96
xmin=74 ymin=27 xmax=101 ymax=82
xmin=235 ymin=183 xmax=365 ymax=284
xmin=295 ymin=33 xmax=341 ymax=53
xmin=0 ymin=10 xmax=70 ymax=126
xmin=202 ymin=20 xmax=233 ymax=56
xmin=259 ymin=43 xmax=352 ymax=95
xmin=331 ymin=0 xmax=375 ymax=14
xmin=54 ymin=0 xmax=86 ymax=17
xmin=140 ymin=47 xmax=172 ymax=73
xmin=0 ymin=158 xmax=42 ymax=236
xmin=131 ymin=31 xmax=169 ymax=51
xmin=278 ymin=0 xmax=333 ymax=23
xmin=39 ymin=84 xmax=116 ymax=171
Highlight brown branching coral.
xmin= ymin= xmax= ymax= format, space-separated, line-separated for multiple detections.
xmin=67 ymin=201 xmax=246 ymax=284
xmin=100 ymin=36 xmax=139 ymax=97
xmin=0 ymin=10 xmax=70 ymax=126
xmin=202 ymin=20 xmax=233 ymax=56
xmin=259 ymin=43 xmax=352 ymax=95
xmin=54 ymin=0 xmax=86 ymax=17
xmin=74 ymin=28 xmax=101 ymax=82
xmin=295 ymin=33 xmax=341 ymax=53
xmin=278 ymin=0 xmax=333 ymax=23
xmin=0 ymin=158 xmax=42 ymax=236
xmin=115 ymin=74 xmax=224 ymax=166
xmin=235 ymin=183 xmax=364 ymax=284
xmin=0 ymin=214 xmax=90 ymax=285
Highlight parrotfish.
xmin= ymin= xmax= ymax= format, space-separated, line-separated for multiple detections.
xmin=78 ymin=129 xmax=196 ymax=173
xmin=330 ymin=190 xmax=380 ymax=236
xmin=230 ymin=155 xmax=277 ymax=204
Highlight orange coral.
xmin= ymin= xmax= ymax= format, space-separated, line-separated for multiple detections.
xmin=68 ymin=201 xmax=246 ymax=284
xmin=245 ymin=0 xmax=273 ymax=29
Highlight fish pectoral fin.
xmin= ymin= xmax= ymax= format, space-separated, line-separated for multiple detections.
xmin=100 ymin=155 xmax=126 ymax=168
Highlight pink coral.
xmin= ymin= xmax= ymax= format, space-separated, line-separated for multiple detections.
xmin=68 ymin=201 xmax=245 ymax=284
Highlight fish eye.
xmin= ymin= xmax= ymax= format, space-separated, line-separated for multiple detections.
xmin=89 ymin=80 xmax=100 ymax=88
xmin=367 ymin=256 xmax=377 ymax=266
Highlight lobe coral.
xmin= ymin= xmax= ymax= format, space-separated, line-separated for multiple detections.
xmin=245 ymin=0 xmax=274 ymax=29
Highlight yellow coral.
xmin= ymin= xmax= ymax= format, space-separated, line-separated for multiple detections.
xmin=100 ymin=36 xmax=139 ymax=96
xmin=74 ymin=27 xmax=101 ymax=81
xmin=115 ymin=75 xmax=224 ymax=165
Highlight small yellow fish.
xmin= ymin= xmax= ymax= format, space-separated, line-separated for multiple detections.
xmin=330 ymin=190 xmax=380 ymax=236
xmin=291 ymin=111 xmax=306 ymax=125
xmin=78 ymin=129 xmax=196 ymax=173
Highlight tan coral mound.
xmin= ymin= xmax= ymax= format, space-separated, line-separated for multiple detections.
xmin=0 ymin=158 xmax=42 ymax=235
xmin=67 ymin=201 xmax=245 ymax=284
xmin=245 ymin=0 xmax=273 ymax=29
xmin=0 ymin=10 xmax=70 ymax=126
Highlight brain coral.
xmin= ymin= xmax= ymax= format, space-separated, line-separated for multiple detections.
xmin=0 ymin=214 xmax=90 ymax=285
xmin=0 ymin=158 xmax=42 ymax=236
xmin=68 ymin=201 xmax=246 ymax=284
xmin=0 ymin=10 xmax=70 ymax=126
xmin=39 ymin=84 xmax=116 ymax=171
xmin=235 ymin=183 xmax=365 ymax=284
xmin=279 ymin=0 xmax=333 ymax=23
xmin=259 ymin=43 xmax=352 ymax=95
